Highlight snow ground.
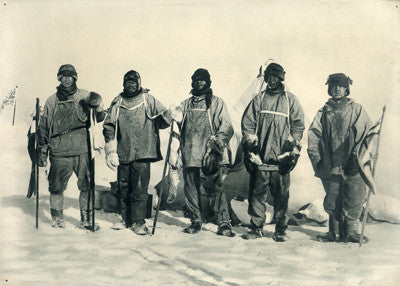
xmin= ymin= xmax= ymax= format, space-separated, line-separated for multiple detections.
xmin=1 ymin=125 xmax=400 ymax=285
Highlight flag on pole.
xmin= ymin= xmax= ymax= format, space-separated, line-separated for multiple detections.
xmin=357 ymin=106 xmax=386 ymax=194
xmin=0 ymin=86 xmax=17 ymax=112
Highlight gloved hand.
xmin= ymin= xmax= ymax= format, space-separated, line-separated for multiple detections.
xmin=38 ymin=151 xmax=48 ymax=167
xmin=106 ymin=152 xmax=119 ymax=171
xmin=168 ymin=104 xmax=183 ymax=123
xmin=244 ymin=133 xmax=259 ymax=152
xmin=87 ymin=92 xmax=103 ymax=109
xmin=37 ymin=146 xmax=48 ymax=167
xmin=248 ymin=152 xmax=263 ymax=166
xmin=95 ymin=101 xmax=104 ymax=113
xmin=105 ymin=140 xmax=119 ymax=171
xmin=208 ymin=135 xmax=224 ymax=154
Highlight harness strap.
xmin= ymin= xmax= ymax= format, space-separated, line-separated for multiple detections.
xmin=113 ymin=97 xmax=123 ymax=140
xmin=255 ymin=91 xmax=290 ymax=135
xmin=182 ymin=96 xmax=215 ymax=135
xmin=50 ymin=125 xmax=86 ymax=138
xmin=259 ymin=110 xmax=289 ymax=117
xmin=120 ymin=101 xmax=144 ymax=111
xmin=143 ymin=93 xmax=165 ymax=120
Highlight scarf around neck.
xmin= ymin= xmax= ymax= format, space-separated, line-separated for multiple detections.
xmin=266 ymin=83 xmax=284 ymax=95
xmin=122 ymin=87 xmax=142 ymax=98
xmin=56 ymin=83 xmax=77 ymax=101
xmin=191 ymin=87 xmax=212 ymax=97
xmin=327 ymin=97 xmax=352 ymax=110
xmin=191 ymin=88 xmax=213 ymax=109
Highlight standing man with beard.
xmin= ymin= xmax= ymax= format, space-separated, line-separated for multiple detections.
xmin=38 ymin=64 xmax=106 ymax=230
xmin=169 ymin=68 xmax=235 ymax=237
xmin=241 ymin=63 xmax=305 ymax=241
xmin=307 ymin=73 xmax=371 ymax=243
xmin=103 ymin=70 xmax=170 ymax=235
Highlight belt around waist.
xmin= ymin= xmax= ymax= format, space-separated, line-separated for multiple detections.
xmin=51 ymin=126 xmax=86 ymax=138
xmin=257 ymin=164 xmax=279 ymax=171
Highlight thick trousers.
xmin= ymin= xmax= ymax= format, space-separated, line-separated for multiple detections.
xmin=248 ymin=170 xmax=290 ymax=233
xmin=183 ymin=167 xmax=230 ymax=225
xmin=117 ymin=161 xmax=150 ymax=226
xmin=48 ymin=154 xmax=90 ymax=211
xmin=321 ymin=173 xmax=367 ymax=230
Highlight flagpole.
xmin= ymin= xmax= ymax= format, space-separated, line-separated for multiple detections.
xmin=12 ymin=86 xmax=18 ymax=126
xmin=359 ymin=105 xmax=386 ymax=247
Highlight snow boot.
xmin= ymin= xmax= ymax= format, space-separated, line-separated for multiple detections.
xmin=111 ymin=218 xmax=126 ymax=230
xmin=130 ymin=223 xmax=149 ymax=235
xmin=51 ymin=209 xmax=65 ymax=228
xmin=342 ymin=220 xmax=369 ymax=244
xmin=183 ymin=222 xmax=202 ymax=234
xmin=316 ymin=232 xmax=336 ymax=242
xmin=317 ymin=215 xmax=339 ymax=242
xmin=80 ymin=210 xmax=100 ymax=231
xmin=242 ymin=227 xmax=263 ymax=240
xmin=273 ymin=230 xmax=288 ymax=242
xmin=217 ymin=222 xmax=235 ymax=237
xmin=344 ymin=231 xmax=369 ymax=244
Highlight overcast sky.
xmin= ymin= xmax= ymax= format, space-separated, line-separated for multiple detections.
xmin=1 ymin=0 xmax=399 ymax=122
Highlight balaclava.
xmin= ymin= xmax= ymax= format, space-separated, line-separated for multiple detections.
xmin=123 ymin=70 xmax=142 ymax=97
xmin=190 ymin=68 xmax=213 ymax=108
xmin=56 ymin=64 xmax=78 ymax=101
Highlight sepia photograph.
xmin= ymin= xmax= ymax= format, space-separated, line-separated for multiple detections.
xmin=0 ymin=0 xmax=399 ymax=285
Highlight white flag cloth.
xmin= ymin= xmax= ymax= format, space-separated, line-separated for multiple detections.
xmin=357 ymin=114 xmax=384 ymax=194
xmin=0 ymin=87 xmax=16 ymax=112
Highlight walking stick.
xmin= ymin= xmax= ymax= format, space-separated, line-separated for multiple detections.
xmin=35 ymin=98 xmax=40 ymax=229
xmin=87 ymin=108 xmax=97 ymax=232
xmin=359 ymin=106 xmax=386 ymax=247
xmin=151 ymin=123 xmax=174 ymax=235
xmin=12 ymin=96 xmax=17 ymax=126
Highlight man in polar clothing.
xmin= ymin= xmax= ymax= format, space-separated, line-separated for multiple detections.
xmin=103 ymin=70 xmax=170 ymax=235
xmin=307 ymin=73 xmax=372 ymax=243
xmin=241 ymin=63 xmax=305 ymax=241
xmin=169 ymin=68 xmax=235 ymax=237
xmin=38 ymin=64 xmax=106 ymax=230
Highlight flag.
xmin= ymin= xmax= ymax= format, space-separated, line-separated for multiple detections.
xmin=357 ymin=107 xmax=386 ymax=194
xmin=0 ymin=87 xmax=17 ymax=112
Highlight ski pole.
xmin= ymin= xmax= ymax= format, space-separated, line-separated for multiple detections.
xmin=35 ymin=98 xmax=40 ymax=229
xmin=91 ymin=110 xmax=96 ymax=232
xmin=12 ymin=86 xmax=17 ymax=126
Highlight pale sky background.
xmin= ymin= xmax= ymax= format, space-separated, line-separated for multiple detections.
xmin=1 ymin=0 xmax=399 ymax=192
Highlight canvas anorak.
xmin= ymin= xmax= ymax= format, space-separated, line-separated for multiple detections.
xmin=103 ymin=91 xmax=170 ymax=163
xmin=180 ymin=95 xmax=234 ymax=167
xmin=38 ymin=89 xmax=105 ymax=157
xmin=241 ymin=89 xmax=305 ymax=164
xmin=307 ymin=98 xmax=372 ymax=179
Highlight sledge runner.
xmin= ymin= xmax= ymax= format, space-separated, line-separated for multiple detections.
xmin=308 ymin=73 xmax=372 ymax=243
xmin=38 ymin=64 xmax=106 ymax=229
xmin=169 ymin=68 xmax=235 ymax=237
xmin=241 ymin=63 xmax=305 ymax=241
xmin=103 ymin=70 xmax=170 ymax=235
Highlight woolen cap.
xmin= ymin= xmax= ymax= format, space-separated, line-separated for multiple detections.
xmin=57 ymin=64 xmax=78 ymax=81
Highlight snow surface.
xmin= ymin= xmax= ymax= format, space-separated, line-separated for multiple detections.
xmin=1 ymin=115 xmax=400 ymax=285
